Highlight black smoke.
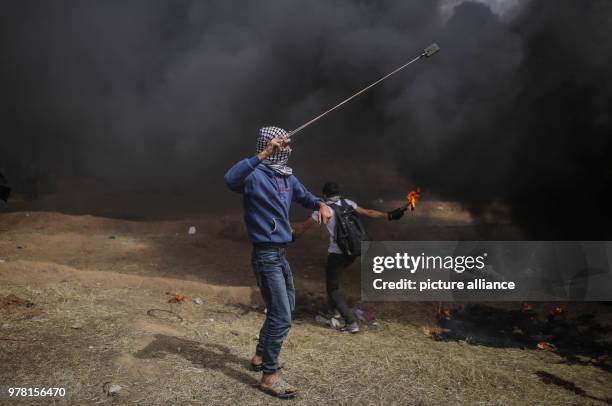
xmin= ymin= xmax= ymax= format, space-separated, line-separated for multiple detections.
xmin=0 ymin=1 xmax=610 ymax=238
xmin=391 ymin=0 xmax=612 ymax=238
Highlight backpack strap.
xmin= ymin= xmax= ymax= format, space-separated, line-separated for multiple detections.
xmin=329 ymin=201 xmax=343 ymax=218
xmin=340 ymin=198 xmax=359 ymax=215
xmin=329 ymin=202 xmax=344 ymax=245
xmin=340 ymin=198 xmax=353 ymax=212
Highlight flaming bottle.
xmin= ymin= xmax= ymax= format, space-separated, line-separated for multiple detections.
xmin=405 ymin=187 xmax=421 ymax=211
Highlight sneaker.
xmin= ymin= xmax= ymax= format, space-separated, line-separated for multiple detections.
xmin=315 ymin=315 xmax=331 ymax=326
xmin=318 ymin=309 xmax=341 ymax=320
xmin=343 ymin=321 xmax=360 ymax=334
xmin=330 ymin=317 xmax=345 ymax=329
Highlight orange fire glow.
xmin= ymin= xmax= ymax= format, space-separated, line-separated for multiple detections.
xmin=550 ymin=305 xmax=565 ymax=317
xmin=434 ymin=303 xmax=452 ymax=320
xmin=406 ymin=187 xmax=421 ymax=211
xmin=537 ymin=341 xmax=557 ymax=351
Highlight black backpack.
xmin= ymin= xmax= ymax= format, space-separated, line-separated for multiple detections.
xmin=330 ymin=198 xmax=368 ymax=257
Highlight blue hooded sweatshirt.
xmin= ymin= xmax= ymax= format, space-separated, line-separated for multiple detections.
xmin=224 ymin=155 xmax=321 ymax=245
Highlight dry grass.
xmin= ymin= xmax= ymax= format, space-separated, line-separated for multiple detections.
xmin=0 ymin=211 xmax=611 ymax=405
xmin=2 ymin=280 xmax=611 ymax=405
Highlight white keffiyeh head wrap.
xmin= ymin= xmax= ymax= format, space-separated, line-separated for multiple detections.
xmin=256 ymin=126 xmax=293 ymax=176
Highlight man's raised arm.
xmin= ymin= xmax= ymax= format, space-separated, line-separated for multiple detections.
xmin=224 ymin=155 xmax=261 ymax=193
xmin=224 ymin=136 xmax=288 ymax=192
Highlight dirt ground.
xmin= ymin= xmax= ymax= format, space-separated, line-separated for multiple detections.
xmin=1 ymin=207 xmax=611 ymax=405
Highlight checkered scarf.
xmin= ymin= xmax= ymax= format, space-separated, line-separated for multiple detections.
xmin=256 ymin=126 xmax=293 ymax=176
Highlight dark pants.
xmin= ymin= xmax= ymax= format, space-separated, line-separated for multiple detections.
xmin=326 ymin=253 xmax=356 ymax=325
xmin=252 ymin=247 xmax=295 ymax=374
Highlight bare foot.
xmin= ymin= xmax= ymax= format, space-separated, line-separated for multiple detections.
xmin=261 ymin=372 xmax=278 ymax=386
xmin=251 ymin=354 xmax=263 ymax=366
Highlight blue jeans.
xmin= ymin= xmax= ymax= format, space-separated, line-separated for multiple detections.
xmin=251 ymin=247 xmax=295 ymax=374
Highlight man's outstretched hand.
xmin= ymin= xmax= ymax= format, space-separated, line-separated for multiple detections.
xmin=318 ymin=202 xmax=332 ymax=225
xmin=257 ymin=136 xmax=289 ymax=160
xmin=387 ymin=206 xmax=406 ymax=221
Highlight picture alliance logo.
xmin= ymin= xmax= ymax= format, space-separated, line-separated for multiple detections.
xmin=371 ymin=252 xmax=488 ymax=274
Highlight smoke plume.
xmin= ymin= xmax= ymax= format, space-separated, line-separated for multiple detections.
xmin=0 ymin=0 xmax=610 ymax=237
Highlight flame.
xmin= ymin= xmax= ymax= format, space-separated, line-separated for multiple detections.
xmin=406 ymin=187 xmax=421 ymax=211
xmin=550 ymin=305 xmax=565 ymax=317
xmin=537 ymin=341 xmax=557 ymax=351
xmin=434 ymin=303 xmax=452 ymax=320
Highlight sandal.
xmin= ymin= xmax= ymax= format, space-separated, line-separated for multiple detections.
xmin=251 ymin=360 xmax=285 ymax=372
xmin=259 ymin=377 xmax=298 ymax=399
